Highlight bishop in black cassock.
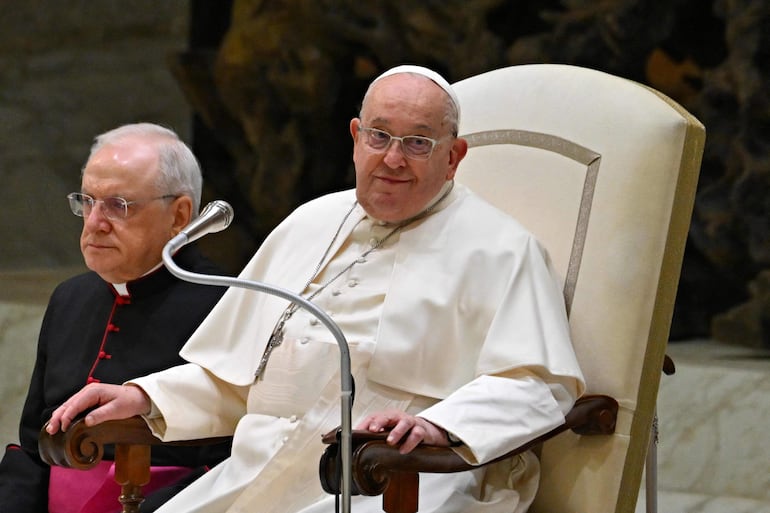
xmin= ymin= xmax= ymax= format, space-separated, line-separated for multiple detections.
xmin=0 ymin=244 xmax=231 ymax=512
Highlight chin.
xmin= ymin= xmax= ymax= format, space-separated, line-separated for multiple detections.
xmin=369 ymin=207 xmax=404 ymax=224
xmin=360 ymin=197 xmax=402 ymax=221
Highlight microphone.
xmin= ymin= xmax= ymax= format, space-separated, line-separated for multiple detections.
xmin=167 ymin=200 xmax=234 ymax=252
xmin=161 ymin=201 xmax=354 ymax=513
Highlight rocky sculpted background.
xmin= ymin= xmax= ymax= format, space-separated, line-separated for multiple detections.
xmin=1 ymin=1 xmax=767 ymax=346
xmin=181 ymin=0 xmax=770 ymax=346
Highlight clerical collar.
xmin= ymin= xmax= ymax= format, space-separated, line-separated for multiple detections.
xmin=367 ymin=180 xmax=455 ymax=227
xmin=111 ymin=261 xmax=164 ymax=296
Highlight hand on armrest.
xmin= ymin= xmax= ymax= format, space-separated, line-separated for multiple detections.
xmin=354 ymin=410 xmax=454 ymax=454
xmin=45 ymin=383 xmax=152 ymax=434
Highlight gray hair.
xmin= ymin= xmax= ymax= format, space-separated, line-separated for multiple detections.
xmin=87 ymin=123 xmax=203 ymax=215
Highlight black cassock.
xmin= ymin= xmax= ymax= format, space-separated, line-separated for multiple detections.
xmin=0 ymin=245 xmax=232 ymax=512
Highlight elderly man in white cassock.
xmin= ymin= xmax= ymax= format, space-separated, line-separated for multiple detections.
xmin=47 ymin=65 xmax=585 ymax=513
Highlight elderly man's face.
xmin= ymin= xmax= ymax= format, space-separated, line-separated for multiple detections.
xmin=351 ymin=74 xmax=467 ymax=223
xmin=78 ymin=136 xmax=191 ymax=283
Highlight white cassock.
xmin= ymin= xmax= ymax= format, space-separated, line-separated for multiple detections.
xmin=130 ymin=182 xmax=585 ymax=513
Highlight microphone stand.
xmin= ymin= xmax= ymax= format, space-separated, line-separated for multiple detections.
xmin=162 ymin=233 xmax=354 ymax=513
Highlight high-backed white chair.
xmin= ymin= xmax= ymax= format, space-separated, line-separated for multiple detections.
xmin=39 ymin=64 xmax=705 ymax=513
xmin=453 ymin=63 xmax=704 ymax=512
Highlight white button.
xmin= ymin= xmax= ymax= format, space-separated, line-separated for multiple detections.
xmin=300 ymin=337 xmax=310 ymax=345
xmin=289 ymin=415 xmax=298 ymax=423
xmin=331 ymin=290 xmax=341 ymax=296
xmin=309 ymin=318 xmax=319 ymax=326
xmin=356 ymin=257 xmax=367 ymax=264
xmin=347 ymin=279 xmax=358 ymax=288
xmin=369 ymin=238 xmax=379 ymax=247
xmin=282 ymin=436 xmax=290 ymax=444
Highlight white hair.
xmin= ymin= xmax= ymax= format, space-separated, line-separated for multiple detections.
xmin=87 ymin=123 xmax=203 ymax=215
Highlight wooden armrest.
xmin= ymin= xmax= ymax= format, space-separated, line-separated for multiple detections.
xmin=319 ymin=394 xmax=617 ymax=513
xmin=39 ymin=416 xmax=229 ymax=513
xmin=39 ymin=415 xmax=231 ymax=468
xmin=39 ymin=416 xmax=161 ymax=469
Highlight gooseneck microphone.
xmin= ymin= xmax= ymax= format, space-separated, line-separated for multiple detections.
xmin=162 ymin=201 xmax=354 ymax=513
xmin=166 ymin=199 xmax=234 ymax=252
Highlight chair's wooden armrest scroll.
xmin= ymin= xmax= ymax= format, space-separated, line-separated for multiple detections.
xmin=39 ymin=416 xmax=160 ymax=470
xmin=39 ymin=415 xmax=232 ymax=469
xmin=319 ymin=394 xmax=618 ymax=499
xmin=40 ymin=416 xmax=232 ymax=513
xmin=39 ymin=416 xmax=161 ymax=513
xmin=568 ymin=394 xmax=619 ymax=436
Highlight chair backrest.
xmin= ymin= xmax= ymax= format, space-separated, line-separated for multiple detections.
xmin=453 ymin=64 xmax=704 ymax=513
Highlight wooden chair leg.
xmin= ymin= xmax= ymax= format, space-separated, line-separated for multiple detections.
xmin=382 ymin=472 xmax=419 ymax=513
xmin=645 ymin=412 xmax=659 ymax=513
xmin=114 ymin=443 xmax=151 ymax=513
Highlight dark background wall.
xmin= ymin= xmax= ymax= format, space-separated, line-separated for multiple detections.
xmin=1 ymin=0 xmax=769 ymax=347
xmin=0 ymin=0 xmax=192 ymax=270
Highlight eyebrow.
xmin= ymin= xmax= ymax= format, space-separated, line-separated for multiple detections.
xmin=80 ymin=190 xmax=130 ymax=199
xmin=366 ymin=117 xmax=436 ymax=135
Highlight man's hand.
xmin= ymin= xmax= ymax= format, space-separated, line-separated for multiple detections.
xmin=355 ymin=410 xmax=451 ymax=454
xmin=45 ymin=383 xmax=152 ymax=434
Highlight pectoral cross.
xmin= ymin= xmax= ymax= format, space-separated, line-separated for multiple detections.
xmin=254 ymin=303 xmax=298 ymax=380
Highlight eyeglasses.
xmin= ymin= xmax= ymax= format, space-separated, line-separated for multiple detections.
xmin=67 ymin=192 xmax=177 ymax=220
xmin=358 ymin=126 xmax=446 ymax=160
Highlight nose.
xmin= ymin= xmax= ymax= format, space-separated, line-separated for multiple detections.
xmin=83 ymin=202 xmax=112 ymax=231
xmin=382 ymin=138 xmax=407 ymax=168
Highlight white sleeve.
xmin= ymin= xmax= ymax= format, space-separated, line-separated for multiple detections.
xmin=128 ymin=362 xmax=248 ymax=441
xmin=417 ymin=370 xmax=579 ymax=464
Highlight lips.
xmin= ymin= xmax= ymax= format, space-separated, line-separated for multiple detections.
xmin=375 ymin=175 xmax=411 ymax=185
xmin=84 ymin=240 xmax=116 ymax=251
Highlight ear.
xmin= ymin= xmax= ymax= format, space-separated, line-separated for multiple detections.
xmin=170 ymin=196 xmax=194 ymax=237
xmin=350 ymin=118 xmax=361 ymax=141
xmin=445 ymin=137 xmax=468 ymax=180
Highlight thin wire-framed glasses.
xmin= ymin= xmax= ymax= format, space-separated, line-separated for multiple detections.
xmin=66 ymin=192 xmax=177 ymax=220
xmin=358 ymin=126 xmax=445 ymax=160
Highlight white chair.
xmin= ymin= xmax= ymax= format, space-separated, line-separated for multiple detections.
xmin=453 ymin=63 xmax=704 ymax=513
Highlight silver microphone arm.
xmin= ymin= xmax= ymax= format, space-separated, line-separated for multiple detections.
xmin=162 ymin=204 xmax=354 ymax=513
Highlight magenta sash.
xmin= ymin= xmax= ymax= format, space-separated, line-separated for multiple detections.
xmin=49 ymin=461 xmax=194 ymax=513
